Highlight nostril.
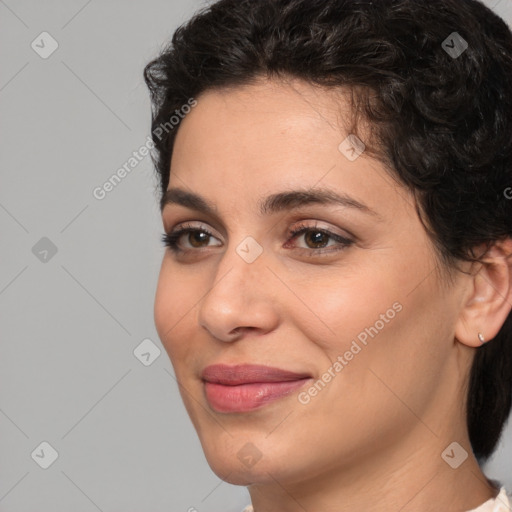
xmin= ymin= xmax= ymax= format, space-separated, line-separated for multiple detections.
xmin=231 ymin=326 xmax=252 ymax=335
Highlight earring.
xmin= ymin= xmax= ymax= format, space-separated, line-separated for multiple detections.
xmin=478 ymin=332 xmax=485 ymax=344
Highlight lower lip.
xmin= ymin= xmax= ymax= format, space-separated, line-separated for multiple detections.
xmin=204 ymin=379 xmax=311 ymax=413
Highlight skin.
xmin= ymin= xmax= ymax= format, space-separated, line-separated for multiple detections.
xmin=154 ymin=77 xmax=512 ymax=512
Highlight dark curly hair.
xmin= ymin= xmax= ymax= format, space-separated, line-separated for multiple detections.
xmin=144 ymin=0 xmax=512 ymax=462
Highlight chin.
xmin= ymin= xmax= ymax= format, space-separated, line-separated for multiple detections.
xmin=198 ymin=434 xmax=292 ymax=485
xmin=203 ymin=451 xmax=270 ymax=485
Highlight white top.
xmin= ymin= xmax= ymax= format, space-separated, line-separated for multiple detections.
xmin=241 ymin=486 xmax=511 ymax=512
xmin=467 ymin=487 xmax=512 ymax=512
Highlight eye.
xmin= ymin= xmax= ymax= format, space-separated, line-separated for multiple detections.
xmin=161 ymin=223 xmax=222 ymax=252
xmin=286 ymin=223 xmax=354 ymax=254
xmin=161 ymin=221 xmax=354 ymax=256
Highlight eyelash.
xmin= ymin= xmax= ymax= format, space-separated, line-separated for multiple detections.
xmin=161 ymin=222 xmax=354 ymax=256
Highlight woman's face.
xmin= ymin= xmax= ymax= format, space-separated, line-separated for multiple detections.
xmin=154 ymin=78 xmax=472 ymax=487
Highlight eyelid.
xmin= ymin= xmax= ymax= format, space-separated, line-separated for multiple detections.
xmin=288 ymin=220 xmax=354 ymax=240
xmin=169 ymin=221 xmax=222 ymax=239
xmin=167 ymin=218 xmax=353 ymax=238
xmin=163 ymin=211 xmax=226 ymax=239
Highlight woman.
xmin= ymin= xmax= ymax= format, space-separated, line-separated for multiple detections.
xmin=144 ymin=0 xmax=512 ymax=510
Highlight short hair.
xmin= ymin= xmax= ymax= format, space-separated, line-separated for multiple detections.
xmin=144 ymin=0 xmax=512 ymax=462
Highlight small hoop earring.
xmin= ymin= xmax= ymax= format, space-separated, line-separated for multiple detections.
xmin=478 ymin=332 xmax=485 ymax=344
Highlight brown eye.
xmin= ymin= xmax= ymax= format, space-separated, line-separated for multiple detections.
xmin=304 ymin=230 xmax=330 ymax=248
xmin=188 ymin=231 xmax=211 ymax=248
xmin=286 ymin=224 xmax=354 ymax=255
xmin=162 ymin=225 xmax=222 ymax=252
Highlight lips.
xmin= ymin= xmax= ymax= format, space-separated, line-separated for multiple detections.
xmin=201 ymin=364 xmax=312 ymax=413
xmin=201 ymin=364 xmax=311 ymax=385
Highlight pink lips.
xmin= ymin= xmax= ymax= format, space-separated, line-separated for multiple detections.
xmin=201 ymin=364 xmax=312 ymax=413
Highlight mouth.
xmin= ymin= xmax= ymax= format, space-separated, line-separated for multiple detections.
xmin=201 ymin=364 xmax=313 ymax=413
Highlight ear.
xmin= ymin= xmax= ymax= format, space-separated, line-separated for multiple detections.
xmin=455 ymin=238 xmax=512 ymax=347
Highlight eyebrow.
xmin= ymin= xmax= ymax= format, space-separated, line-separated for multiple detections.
xmin=160 ymin=187 xmax=382 ymax=219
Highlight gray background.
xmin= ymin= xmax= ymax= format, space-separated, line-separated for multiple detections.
xmin=0 ymin=1 xmax=511 ymax=511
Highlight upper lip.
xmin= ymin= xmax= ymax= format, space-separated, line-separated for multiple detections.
xmin=201 ymin=364 xmax=312 ymax=385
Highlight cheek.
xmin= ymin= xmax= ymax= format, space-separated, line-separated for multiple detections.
xmin=154 ymin=261 xmax=200 ymax=364
xmin=285 ymin=250 xmax=447 ymax=396
xmin=283 ymin=261 xmax=407 ymax=356
xmin=296 ymin=260 xmax=453 ymax=420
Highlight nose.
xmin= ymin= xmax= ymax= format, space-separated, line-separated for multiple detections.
xmin=197 ymin=242 xmax=280 ymax=343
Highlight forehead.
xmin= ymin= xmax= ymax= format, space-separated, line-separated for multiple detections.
xmin=166 ymin=78 xmax=413 ymax=224
xmin=170 ymin=78 xmax=363 ymax=179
